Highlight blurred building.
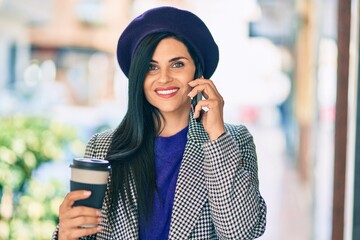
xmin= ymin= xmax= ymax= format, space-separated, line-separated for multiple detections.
xmin=27 ymin=0 xmax=131 ymax=108
xmin=0 ymin=0 xmax=53 ymax=114
xmin=1 ymin=0 xmax=359 ymax=239
xmin=0 ymin=0 xmax=136 ymax=130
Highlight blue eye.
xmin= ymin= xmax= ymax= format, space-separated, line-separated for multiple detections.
xmin=148 ymin=64 xmax=158 ymax=71
xmin=172 ymin=62 xmax=184 ymax=68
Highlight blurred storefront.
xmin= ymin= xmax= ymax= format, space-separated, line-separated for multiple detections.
xmin=0 ymin=0 xmax=53 ymax=114
xmin=26 ymin=0 xmax=133 ymax=131
xmin=0 ymin=0 xmax=359 ymax=239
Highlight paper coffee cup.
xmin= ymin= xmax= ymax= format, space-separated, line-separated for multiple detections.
xmin=70 ymin=158 xmax=110 ymax=209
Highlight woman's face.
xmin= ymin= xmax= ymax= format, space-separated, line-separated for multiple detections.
xmin=144 ymin=37 xmax=196 ymax=116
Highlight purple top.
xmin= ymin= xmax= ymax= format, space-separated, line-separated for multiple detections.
xmin=139 ymin=126 xmax=188 ymax=240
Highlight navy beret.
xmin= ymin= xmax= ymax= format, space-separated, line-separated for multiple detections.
xmin=117 ymin=6 xmax=219 ymax=79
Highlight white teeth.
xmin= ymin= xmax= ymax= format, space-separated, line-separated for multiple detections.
xmin=156 ymin=89 xmax=178 ymax=95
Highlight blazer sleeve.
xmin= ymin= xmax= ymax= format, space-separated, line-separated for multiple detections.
xmin=202 ymin=125 xmax=267 ymax=239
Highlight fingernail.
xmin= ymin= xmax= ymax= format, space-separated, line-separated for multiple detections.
xmin=84 ymin=191 xmax=91 ymax=196
xmin=97 ymin=226 xmax=103 ymax=231
xmin=98 ymin=217 xmax=103 ymax=223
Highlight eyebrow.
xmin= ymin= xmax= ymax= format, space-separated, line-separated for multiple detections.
xmin=150 ymin=57 xmax=190 ymax=63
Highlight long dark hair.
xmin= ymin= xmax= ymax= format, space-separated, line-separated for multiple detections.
xmin=106 ymin=32 xmax=201 ymax=221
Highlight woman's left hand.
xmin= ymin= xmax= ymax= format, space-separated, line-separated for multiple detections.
xmin=188 ymin=78 xmax=225 ymax=140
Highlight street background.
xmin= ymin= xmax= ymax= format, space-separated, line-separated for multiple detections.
xmin=0 ymin=0 xmax=341 ymax=239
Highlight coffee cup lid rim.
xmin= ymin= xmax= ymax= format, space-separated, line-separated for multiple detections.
xmin=70 ymin=158 xmax=110 ymax=171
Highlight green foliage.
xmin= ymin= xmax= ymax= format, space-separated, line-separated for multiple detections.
xmin=0 ymin=116 xmax=85 ymax=240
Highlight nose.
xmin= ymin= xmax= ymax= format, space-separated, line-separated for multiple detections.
xmin=157 ymin=69 xmax=173 ymax=84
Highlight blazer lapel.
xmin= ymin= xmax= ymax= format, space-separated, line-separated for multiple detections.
xmin=109 ymin=172 xmax=139 ymax=239
xmin=168 ymin=114 xmax=209 ymax=239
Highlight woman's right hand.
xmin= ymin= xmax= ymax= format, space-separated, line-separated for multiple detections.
xmin=58 ymin=190 xmax=103 ymax=240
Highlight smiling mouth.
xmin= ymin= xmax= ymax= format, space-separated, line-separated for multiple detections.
xmin=155 ymin=89 xmax=179 ymax=95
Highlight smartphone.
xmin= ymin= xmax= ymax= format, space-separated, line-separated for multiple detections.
xmin=191 ymin=66 xmax=203 ymax=122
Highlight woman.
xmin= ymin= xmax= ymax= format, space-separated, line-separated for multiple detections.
xmin=54 ymin=6 xmax=266 ymax=240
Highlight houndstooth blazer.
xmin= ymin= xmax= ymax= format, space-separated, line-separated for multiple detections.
xmin=53 ymin=114 xmax=266 ymax=239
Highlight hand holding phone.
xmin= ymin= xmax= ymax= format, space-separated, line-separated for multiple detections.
xmin=189 ymin=70 xmax=226 ymax=140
